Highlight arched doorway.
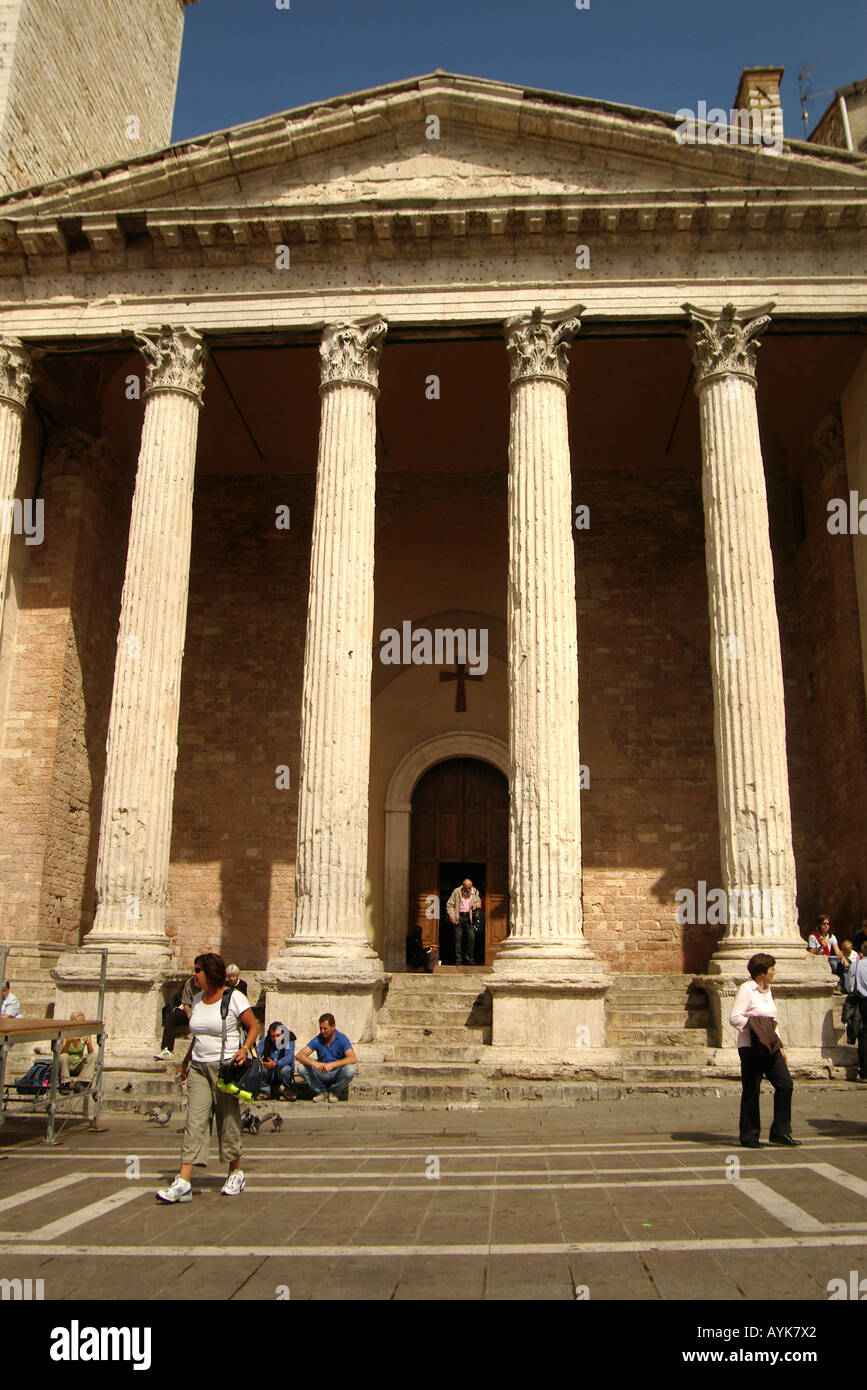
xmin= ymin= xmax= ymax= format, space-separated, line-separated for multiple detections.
xmin=410 ymin=757 xmax=509 ymax=965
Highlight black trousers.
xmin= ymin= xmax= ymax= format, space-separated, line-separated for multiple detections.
xmin=453 ymin=913 xmax=474 ymax=965
xmin=738 ymin=1045 xmax=793 ymax=1143
xmin=160 ymin=1005 xmax=188 ymax=1052
xmin=858 ymin=997 xmax=867 ymax=1078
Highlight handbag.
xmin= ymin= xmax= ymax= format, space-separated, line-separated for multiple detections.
xmin=215 ymin=987 xmax=263 ymax=1101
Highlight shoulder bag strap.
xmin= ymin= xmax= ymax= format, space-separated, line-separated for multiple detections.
xmin=218 ymin=985 xmax=236 ymax=1069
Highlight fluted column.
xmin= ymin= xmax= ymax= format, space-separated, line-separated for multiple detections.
xmin=89 ymin=326 xmax=206 ymax=948
xmin=54 ymin=327 xmax=206 ymax=1060
xmin=494 ymin=307 xmax=600 ymax=978
xmin=686 ymin=303 xmax=831 ymax=1055
xmin=685 ymin=303 xmax=805 ymax=962
xmin=0 ymin=338 xmax=34 ymax=649
xmin=283 ymin=318 xmax=387 ymax=966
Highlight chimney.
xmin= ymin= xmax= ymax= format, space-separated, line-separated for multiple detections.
xmin=733 ymin=66 xmax=784 ymax=142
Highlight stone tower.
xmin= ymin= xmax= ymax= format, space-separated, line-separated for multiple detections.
xmin=0 ymin=0 xmax=197 ymax=194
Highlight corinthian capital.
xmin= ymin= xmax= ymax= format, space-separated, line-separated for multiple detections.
xmin=504 ymin=306 xmax=584 ymax=389
xmin=683 ymin=302 xmax=775 ymax=388
xmin=0 ymin=337 xmax=34 ymax=411
xmin=320 ymin=318 xmax=387 ymax=392
xmin=134 ymin=326 xmax=207 ymax=403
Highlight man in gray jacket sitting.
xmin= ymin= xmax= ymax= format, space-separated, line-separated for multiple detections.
xmin=446 ymin=878 xmax=482 ymax=966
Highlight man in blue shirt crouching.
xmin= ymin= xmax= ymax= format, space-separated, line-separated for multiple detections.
xmin=295 ymin=1013 xmax=357 ymax=1103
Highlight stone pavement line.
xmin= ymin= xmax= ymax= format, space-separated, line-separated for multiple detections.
xmin=27 ymin=1161 xmax=832 ymax=1180
xmin=7 ymin=1137 xmax=867 ymax=1161
xmin=3 ymin=1233 xmax=867 ymax=1259
xmin=0 ymin=1173 xmax=87 ymax=1213
xmin=26 ymin=1188 xmax=143 ymax=1241
xmin=735 ymin=1179 xmax=826 ymax=1233
xmin=809 ymin=1162 xmax=867 ymax=1202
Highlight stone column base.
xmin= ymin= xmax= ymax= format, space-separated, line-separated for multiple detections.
xmin=488 ymin=971 xmax=612 ymax=1059
xmin=259 ymin=947 xmax=388 ymax=1045
xmin=52 ymin=943 xmax=175 ymax=1071
xmin=700 ymin=964 xmax=839 ymax=1069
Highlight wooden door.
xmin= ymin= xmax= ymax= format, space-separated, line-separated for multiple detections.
xmin=410 ymin=758 xmax=509 ymax=964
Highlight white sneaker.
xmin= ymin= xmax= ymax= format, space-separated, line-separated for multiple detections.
xmin=326 ymin=1092 xmax=340 ymax=1104
xmin=154 ymin=1048 xmax=174 ymax=1061
xmin=221 ymin=1169 xmax=246 ymax=1196
xmin=311 ymin=1092 xmax=328 ymax=1103
xmin=156 ymin=1176 xmax=191 ymax=1203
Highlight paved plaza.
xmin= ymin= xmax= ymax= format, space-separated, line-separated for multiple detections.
xmin=0 ymin=1091 xmax=865 ymax=1301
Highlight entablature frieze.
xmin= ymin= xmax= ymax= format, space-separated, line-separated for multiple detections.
xmin=0 ymin=189 xmax=865 ymax=277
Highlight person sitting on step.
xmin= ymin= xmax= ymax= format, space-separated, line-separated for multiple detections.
xmin=257 ymin=1020 xmax=297 ymax=1101
xmin=295 ymin=1013 xmax=357 ymax=1103
xmin=59 ymin=1014 xmax=96 ymax=1092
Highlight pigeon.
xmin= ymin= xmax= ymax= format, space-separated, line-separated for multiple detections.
xmin=240 ymin=1107 xmax=260 ymax=1134
xmin=148 ymin=1106 xmax=172 ymax=1126
xmin=270 ymin=1114 xmax=283 ymax=1134
xmin=121 ymin=1083 xmax=133 ymax=1094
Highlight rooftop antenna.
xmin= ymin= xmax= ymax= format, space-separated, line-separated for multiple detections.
xmin=797 ymin=57 xmax=833 ymax=138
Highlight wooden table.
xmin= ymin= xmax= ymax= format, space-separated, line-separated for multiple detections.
xmin=0 ymin=1017 xmax=106 ymax=1142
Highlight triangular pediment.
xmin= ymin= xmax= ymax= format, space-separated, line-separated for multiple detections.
xmin=3 ymin=71 xmax=865 ymax=221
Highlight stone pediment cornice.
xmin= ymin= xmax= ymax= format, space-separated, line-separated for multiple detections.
xmin=0 ymin=72 xmax=864 ymax=225
xmin=1 ymin=188 xmax=864 ymax=276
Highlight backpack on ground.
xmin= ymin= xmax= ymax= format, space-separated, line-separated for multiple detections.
xmin=14 ymin=1060 xmax=52 ymax=1095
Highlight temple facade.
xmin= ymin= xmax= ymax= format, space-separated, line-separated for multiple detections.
xmin=0 ymin=14 xmax=865 ymax=1081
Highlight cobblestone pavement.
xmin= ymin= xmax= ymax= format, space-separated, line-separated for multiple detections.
xmin=0 ymin=1091 xmax=865 ymax=1300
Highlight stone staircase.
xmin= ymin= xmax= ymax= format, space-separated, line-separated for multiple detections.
xmin=355 ymin=969 xmax=494 ymax=1104
xmin=606 ymin=972 xmax=713 ymax=1084
xmin=86 ymin=969 xmax=857 ymax=1110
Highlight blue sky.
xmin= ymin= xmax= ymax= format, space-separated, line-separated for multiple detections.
xmin=172 ymin=0 xmax=865 ymax=144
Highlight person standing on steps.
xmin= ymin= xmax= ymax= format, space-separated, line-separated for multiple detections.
xmin=730 ymin=952 xmax=800 ymax=1150
xmin=446 ymin=877 xmax=481 ymax=966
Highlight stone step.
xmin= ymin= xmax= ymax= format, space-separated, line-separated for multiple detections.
xmin=387 ymin=971 xmax=491 ymax=991
xmin=610 ymin=974 xmax=699 ymax=988
xmin=383 ymin=987 xmax=490 ymax=1006
xmin=375 ymin=1024 xmax=490 ymax=1044
xmin=378 ymin=1006 xmax=486 ymax=1027
xmin=97 ymin=1070 xmax=855 ymax=1110
xmin=607 ymin=1027 xmax=710 ymax=1046
xmin=621 ymin=1064 xmax=709 ymax=1081
xmin=374 ymin=1045 xmax=488 ymax=1063
xmin=605 ymin=1007 xmax=695 ymax=1026
xmin=619 ymin=1047 xmax=708 ymax=1066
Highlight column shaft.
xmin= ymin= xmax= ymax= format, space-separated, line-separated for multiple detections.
xmin=294 ymin=381 xmax=378 ymax=943
xmin=508 ymin=375 xmax=583 ymax=943
xmin=91 ymin=367 xmax=203 ymax=944
xmin=497 ymin=306 xmax=599 ymax=974
xmin=685 ymin=303 xmax=816 ymax=968
xmin=284 ymin=318 xmax=387 ymax=965
xmin=0 ymin=339 xmax=34 ymax=648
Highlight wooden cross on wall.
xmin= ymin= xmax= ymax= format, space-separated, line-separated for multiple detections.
xmin=440 ymin=663 xmax=483 ymax=712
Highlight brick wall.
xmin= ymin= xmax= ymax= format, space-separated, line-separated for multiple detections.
xmin=792 ymin=406 xmax=867 ymax=935
xmin=573 ymin=467 xmax=721 ymax=974
xmin=0 ymin=427 xmax=132 ymax=949
xmin=0 ymin=0 xmax=188 ymax=194
xmin=167 ymin=472 xmax=313 ymax=976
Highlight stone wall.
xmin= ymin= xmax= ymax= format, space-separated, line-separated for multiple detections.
xmin=0 ymin=0 xmax=189 ymax=194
